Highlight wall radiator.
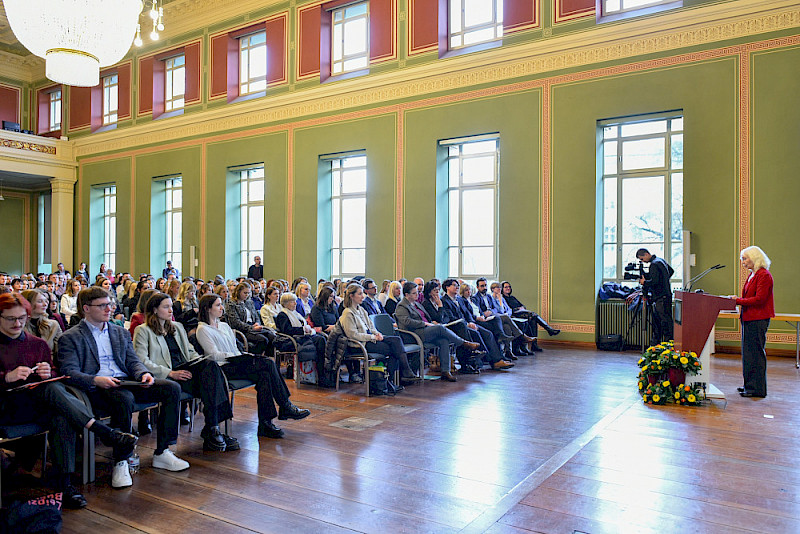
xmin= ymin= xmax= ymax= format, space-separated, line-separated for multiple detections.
xmin=595 ymin=299 xmax=654 ymax=351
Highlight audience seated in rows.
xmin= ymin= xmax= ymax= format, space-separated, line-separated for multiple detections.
xmin=225 ymin=282 xmax=275 ymax=356
xmin=21 ymin=288 xmax=63 ymax=356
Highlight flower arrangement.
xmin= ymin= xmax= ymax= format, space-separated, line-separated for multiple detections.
xmin=637 ymin=341 xmax=702 ymax=406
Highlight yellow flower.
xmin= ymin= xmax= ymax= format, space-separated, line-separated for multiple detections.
xmin=662 ymin=380 xmax=670 ymax=387
xmin=680 ymin=357 xmax=688 ymax=365
xmin=638 ymin=358 xmax=644 ymax=365
xmin=687 ymin=394 xmax=696 ymax=403
xmin=643 ymin=395 xmax=648 ymax=402
xmin=674 ymin=392 xmax=680 ymax=399
xmin=653 ymin=394 xmax=661 ymax=402
xmin=638 ymin=382 xmax=643 ymax=390
xmin=690 ymin=352 xmax=697 ymax=357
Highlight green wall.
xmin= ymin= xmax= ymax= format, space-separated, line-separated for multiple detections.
xmin=0 ymin=196 xmax=27 ymax=274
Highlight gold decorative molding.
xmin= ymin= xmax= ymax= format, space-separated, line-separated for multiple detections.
xmin=550 ymin=322 xmax=595 ymax=334
xmin=1 ymin=137 xmax=56 ymax=155
xmin=74 ymin=2 xmax=800 ymax=158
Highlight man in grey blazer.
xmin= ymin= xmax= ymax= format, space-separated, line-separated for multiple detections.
xmin=58 ymin=287 xmax=189 ymax=489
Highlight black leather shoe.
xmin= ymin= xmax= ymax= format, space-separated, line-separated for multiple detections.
xmin=440 ymin=372 xmax=458 ymax=382
xmin=736 ymin=387 xmax=745 ymax=393
xmin=740 ymin=391 xmax=766 ymax=398
xmin=547 ymin=328 xmax=561 ymax=336
xmin=201 ymin=426 xmax=227 ymax=451
xmin=63 ymin=485 xmax=88 ymax=509
xmin=458 ymin=365 xmax=480 ymax=374
xmin=257 ymin=421 xmax=285 ymax=438
xmin=222 ymin=434 xmax=240 ymax=451
xmin=101 ymin=429 xmax=138 ymax=460
xmin=530 ymin=343 xmax=544 ymax=352
xmin=278 ymin=403 xmax=311 ymax=420
xmin=180 ymin=406 xmax=191 ymax=426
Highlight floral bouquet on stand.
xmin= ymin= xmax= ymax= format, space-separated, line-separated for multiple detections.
xmin=637 ymin=341 xmax=703 ymax=406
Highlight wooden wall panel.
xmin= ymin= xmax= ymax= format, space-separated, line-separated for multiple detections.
xmin=210 ymin=33 xmax=231 ymax=99
xmin=138 ymin=56 xmax=154 ymax=115
xmin=185 ymin=41 xmax=202 ymax=103
xmin=68 ymin=86 xmax=92 ymax=131
xmin=117 ymin=62 xmax=132 ymax=119
xmin=409 ymin=0 xmax=439 ymax=55
xmin=505 ymin=0 xmax=539 ymax=33
xmin=266 ymin=15 xmax=288 ymax=84
xmin=370 ymin=0 xmax=396 ymax=62
xmin=0 ymin=85 xmax=20 ymax=126
xmin=555 ymin=0 xmax=594 ymax=23
xmin=298 ymin=5 xmax=322 ymax=79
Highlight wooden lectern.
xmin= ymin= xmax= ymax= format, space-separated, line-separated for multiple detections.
xmin=674 ymin=291 xmax=733 ymax=399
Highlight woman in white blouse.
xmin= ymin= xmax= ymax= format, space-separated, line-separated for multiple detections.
xmin=195 ymin=293 xmax=309 ymax=439
xmin=60 ymin=278 xmax=82 ymax=324
xmin=258 ymin=287 xmax=283 ymax=330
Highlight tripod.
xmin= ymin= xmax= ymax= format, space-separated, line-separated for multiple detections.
xmin=624 ymin=290 xmax=657 ymax=352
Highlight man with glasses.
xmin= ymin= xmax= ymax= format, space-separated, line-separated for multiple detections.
xmin=360 ymin=278 xmax=386 ymax=316
xmin=58 ymin=287 xmax=189 ymax=489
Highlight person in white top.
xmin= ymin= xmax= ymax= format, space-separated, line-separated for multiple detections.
xmin=195 ymin=293 xmax=309 ymax=439
xmin=377 ymin=279 xmax=391 ymax=306
xmin=259 ymin=287 xmax=283 ymax=330
xmin=60 ymin=278 xmax=82 ymax=324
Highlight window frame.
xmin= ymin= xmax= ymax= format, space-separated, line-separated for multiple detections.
xmin=102 ymin=74 xmax=119 ymax=126
xmin=442 ymin=134 xmax=500 ymax=280
xmin=597 ymin=0 xmax=682 ymax=22
xmin=239 ymin=31 xmax=268 ymax=96
xmin=48 ymin=90 xmax=62 ymax=132
xmin=330 ymin=1 xmax=370 ymax=76
xmin=163 ymin=177 xmax=183 ymax=270
xmin=448 ymin=0 xmax=504 ymax=51
xmin=102 ymin=186 xmax=117 ymax=271
xmin=328 ymin=153 xmax=367 ymax=278
xmin=237 ymin=165 xmax=265 ymax=276
xmin=164 ymin=55 xmax=186 ymax=112
xmin=599 ymin=113 xmax=683 ymax=287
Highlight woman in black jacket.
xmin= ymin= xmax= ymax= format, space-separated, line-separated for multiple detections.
xmin=501 ymin=281 xmax=559 ymax=352
xmin=310 ymin=286 xmax=338 ymax=334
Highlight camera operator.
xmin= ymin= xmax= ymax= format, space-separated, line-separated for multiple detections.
xmin=636 ymin=248 xmax=675 ymax=345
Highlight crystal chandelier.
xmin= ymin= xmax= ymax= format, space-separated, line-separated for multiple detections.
xmin=4 ymin=0 xmax=145 ymax=87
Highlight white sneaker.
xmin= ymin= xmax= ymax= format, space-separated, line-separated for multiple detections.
xmin=112 ymin=460 xmax=133 ymax=488
xmin=152 ymin=449 xmax=190 ymax=472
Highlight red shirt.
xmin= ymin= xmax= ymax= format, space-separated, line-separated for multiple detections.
xmin=0 ymin=332 xmax=54 ymax=389
xmin=736 ymin=268 xmax=775 ymax=322
xmin=129 ymin=313 xmax=145 ymax=337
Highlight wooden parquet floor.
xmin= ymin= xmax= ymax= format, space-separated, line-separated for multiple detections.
xmin=57 ymin=346 xmax=800 ymax=533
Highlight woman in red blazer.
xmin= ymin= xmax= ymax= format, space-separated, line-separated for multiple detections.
xmin=730 ymin=246 xmax=774 ymax=398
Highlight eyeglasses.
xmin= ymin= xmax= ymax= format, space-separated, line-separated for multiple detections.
xmin=86 ymin=302 xmax=114 ymax=309
xmin=0 ymin=315 xmax=27 ymax=324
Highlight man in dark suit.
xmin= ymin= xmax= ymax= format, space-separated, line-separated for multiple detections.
xmin=58 ymin=287 xmax=190 ymax=489
xmin=441 ymin=279 xmax=512 ymax=370
xmin=248 ymin=256 xmax=264 ymax=280
xmin=360 ymin=278 xmax=386 ymax=316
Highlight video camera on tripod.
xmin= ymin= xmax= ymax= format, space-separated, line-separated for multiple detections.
xmin=623 ymin=261 xmax=646 ymax=281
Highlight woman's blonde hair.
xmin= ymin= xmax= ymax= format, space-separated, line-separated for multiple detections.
xmin=176 ymin=281 xmax=196 ymax=305
xmin=741 ymin=245 xmax=771 ymax=271
xmin=387 ymin=281 xmax=402 ymax=300
xmin=280 ymin=292 xmax=297 ymax=307
xmin=21 ymin=289 xmax=58 ymax=340
xmin=343 ymin=284 xmax=363 ymax=308
xmin=459 ymin=283 xmax=473 ymax=298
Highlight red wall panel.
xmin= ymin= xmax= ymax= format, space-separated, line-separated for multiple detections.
xmin=505 ymin=0 xmax=538 ymax=32
xmin=266 ymin=16 xmax=287 ymax=84
xmin=138 ymin=56 xmax=154 ymax=115
xmin=210 ymin=34 xmax=231 ymax=98
xmin=409 ymin=0 xmax=438 ymax=54
xmin=298 ymin=6 xmax=322 ymax=78
xmin=0 ymin=85 xmax=20 ymax=125
xmin=184 ymin=41 xmax=202 ymax=103
xmin=370 ymin=0 xmax=395 ymax=61
xmin=68 ymin=86 xmax=92 ymax=131
xmin=117 ymin=63 xmax=132 ymax=119
xmin=555 ymin=0 xmax=594 ymax=22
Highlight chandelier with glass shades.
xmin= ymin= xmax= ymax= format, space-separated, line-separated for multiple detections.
xmin=3 ymin=0 xmax=166 ymax=87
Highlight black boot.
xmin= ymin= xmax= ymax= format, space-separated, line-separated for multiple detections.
xmin=137 ymin=409 xmax=152 ymax=435
xmin=536 ymin=314 xmax=560 ymax=336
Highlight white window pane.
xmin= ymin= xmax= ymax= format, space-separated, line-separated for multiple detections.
xmin=250 ymin=32 xmax=266 ymax=46
xmin=671 ymin=134 xmax=683 ymax=170
xmin=341 ymin=198 xmax=366 ymax=248
xmin=343 ymin=58 xmax=368 ymax=71
xmin=166 ymin=74 xmax=173 ymax=99
xmin=620 ymin=121 xmax=667 ymax=137
xmin=463 ymin=0 xmax=493 ymax=27
xmin=462 ymin=247 xmax=494 ymax=275
xmin=331 ymin=249 xmax=340 ymax=276
xmin=250 ymin=46 xmax=267 ymax=78
xmin=449 ymin=160 xmax=459 ymax=188
xmin=463 ymin=27 xmax=496 ymax=45
xmin=605 ymin=0 xmax=621 ymax=11
xmin=172 ymin=188 xmax=182 ymax=208
xmin=343 ymin=156 xmax=366 ymax=168
xmin=603 ymin=126 xmax=618 ymax=139
xmin=249 ymin=207 xmax=264 ymax=250
xmin=332 ymin=200 xmax=341 ymax=248
xmin=449 ymin=248 xmax=459 ymax=277
xmin=622 ymin=138 xmax=665 ymax=170
xmin=343 ymin=19 xmax=368 ymax=55
xmin=603 ymin=244 xmax=616 ymax=279
xmin=603 ymin=140 xmax=617 ymax=175
xmin=622 ymin=176 xmax=664 ymax=243
xmin=173 ymin=98 xmax=184 ymax=110
xmin=241 ymin=209 xmax=248 ymax=238
xmin=603 ymin=177 xmax=616 ymax=243
xmin=174 ymin=69 xmax=185 ymax=97
xmin=450 ymin=0 xmax=462 ymax=32
xmin=671 ymin=173 xmax=683 ymax=241
xmin=240 ymin=50 xmax=250 ymax=84
xmin=249 ymin=179 xmax=264 ymax=201
xmin=174 ymin=55 xmax=185 ymax=67
xmin=450 ymin=35 xmax=462 ymax=48
xmin=462 ymin=189 xmax=494 ymax=246
xmin=671 ymin=117 xmax=683 ymax=131
xmin=461 ymin=155 xmax=496 ymax=185
xmin=622 ymin=243 xmax=662 ymax=265
xmin=341 ymin=248 xmax=365 ymax=274
xmin=332 ymin=171 xmax=341 ymax=196
xmin=333 ymin=25 xmax=343 ymax=60
xmin=341 ymin=168 xmax=367 ymax=193
xmin=671 ymin=243 xmax=683 ymax=279
xmin=449 ymin=190 xmax=459 ymax=246
xmin=462 ymin=140 xmax=496 ymax=155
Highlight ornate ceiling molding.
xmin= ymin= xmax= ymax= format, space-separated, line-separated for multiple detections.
xmin=74 ymin=0 xmax=800 ymax=157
